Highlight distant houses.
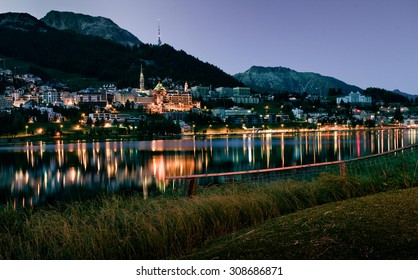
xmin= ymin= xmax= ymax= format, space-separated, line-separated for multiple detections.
xmin=3 ymin=65 xmax=418 ymax=131
xmin=0 ymin=96 xmax=13 ymax=110
xmin=212 ymin=106 xmax=288 ymax=125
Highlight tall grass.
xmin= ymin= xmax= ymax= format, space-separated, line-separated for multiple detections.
xmin=0 ymin=167 xmax=417 ymax=259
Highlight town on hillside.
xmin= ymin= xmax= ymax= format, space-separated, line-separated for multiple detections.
xmin=0 ymin=66 xmax=417 ymax=138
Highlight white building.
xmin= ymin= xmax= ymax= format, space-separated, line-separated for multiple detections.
xmin=292 ymin=108 xmax=304 ymax=119
xmin=190 ymin=86 xmax=210 ymax=98
xmin=404 ymin=118 xmax=418 ymax=127
xmin=114 ymin=90 xmax=137 ymax=104
xmin=352 ymin=110 xmax=375 ymax=121
xmin=88 ymin=112 xmax=131 ymax=123
xmin=212 ymin=106 xmax=251 ymax=121
xmin=337 ymin=91 xmax=372 ymax=105
xmin=232 ymin=95 xmax=260 ymax=104
xmin=215 ymin=87 xmax=233 ymax=97
xmin=233 ymin=87 xmax=251 ymax=96
xmin=42 ymin=89 xmax=61 ymax=104
xmin=76 ymin=91 xmax=107 ymax=104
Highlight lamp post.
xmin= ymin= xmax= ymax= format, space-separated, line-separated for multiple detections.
xmin=25 ymin=125 xmax=28 ymax=135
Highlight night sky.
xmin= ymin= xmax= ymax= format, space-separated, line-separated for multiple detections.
xmin=2 ymin=0 xmax=417 ymax=94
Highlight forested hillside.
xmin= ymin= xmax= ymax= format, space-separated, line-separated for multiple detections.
xmin=0 ymin=25 xmax=242 ymax=88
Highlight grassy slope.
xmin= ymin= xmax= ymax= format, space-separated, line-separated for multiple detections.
xmin=1 ymin=171 xmax=417 ymax=260
xmin=184 ymin=188 xmax=418 ymax=260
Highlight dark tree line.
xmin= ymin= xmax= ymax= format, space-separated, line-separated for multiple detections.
xmin=0 ymin=27 xmax=243 ymax=89
xmin=135 ymin=114 xmax=181 ymax=136
xmin=364 ymin=88 xmax=412 ymax=105
xmin=0 ymin=110 xmax=25 ymax=136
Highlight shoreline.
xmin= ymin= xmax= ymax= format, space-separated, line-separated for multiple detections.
xmin=183 ymin=125 xmax=411 ymax=137
xmin=0 ymin=125 xmax=412 ymax=145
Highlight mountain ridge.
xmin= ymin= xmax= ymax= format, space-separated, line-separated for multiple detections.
xmin=0 ymin=11 xmax=242 ymax=89
xmin=393 ymin=89 xmax=417 ymax=100
xmin=235 ymin=66 xmax=362 ymax=94
xmin=0 ymin=12 xmax=52 ymax=32
xmin=3 ymin=11 xmax=410 ymax=96
xmin=41 ymin=10 xmax=142 ymax=46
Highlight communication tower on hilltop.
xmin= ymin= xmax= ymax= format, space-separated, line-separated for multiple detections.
xmin=157 ymin=19 xmax=162 ymax=46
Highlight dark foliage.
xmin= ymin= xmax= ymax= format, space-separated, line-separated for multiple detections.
xmin=0 ymin=27 xmax=242 ymax=88
xmin=364 ymin=87 xmax=411 ymax=105
xmin=0 ymin=110 xmax=25 ymax=136
xmin=27 ymin=65 xmax=50 ymax=81
xmin=328 ymin=88 xmax=343 ymax=97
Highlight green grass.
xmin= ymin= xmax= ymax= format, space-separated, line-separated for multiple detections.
xmin=0 ymin=169 xmax=416 ymax=260
xmin=184 ymin=188 xmax=418 ymax=259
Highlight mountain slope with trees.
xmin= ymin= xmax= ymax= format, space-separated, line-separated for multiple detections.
xmin=0 ymin=12 xmax=242 ymax=89
xmin=235 ymin=66 xmax=362 ymax=94
xmin=0 ymin=12 xmax=52 ymax=32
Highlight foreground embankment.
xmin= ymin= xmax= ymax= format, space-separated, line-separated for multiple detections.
xmin=185 ymin=187 xmax=418 ymax=259
xmin=0 ymin=166 xmax=416 ymax=259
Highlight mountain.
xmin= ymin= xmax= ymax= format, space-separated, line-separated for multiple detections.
xmin=41 ymin=11 xmax=142 ymax=46
xmin=0 ymin=12 xmax=241 ymax=89
xmin=0 ymin=12 xmax=52 ymax=32
xmin=235 ymin=66 xmax=362 ymax=94
xmin=392 ymin=89 xmax=417 ymax=100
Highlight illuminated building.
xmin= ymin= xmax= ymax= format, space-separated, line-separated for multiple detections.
xmin=61 ymin=92 xmax=77 ymax=106
xmin=151 ymin=82 xmax=200 ymax=113
xmin=114 ymin=90 xmax=137 ymax=104
xmin=139 ymin=65 xmax=145 ymax=92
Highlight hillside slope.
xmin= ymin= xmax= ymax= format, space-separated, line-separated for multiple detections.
xmin=0 ymin=12 xmax=242 ymax=88
xmin=0 ymin=12 xmax=52 ymax=32
xmin=41 ymin=10 xmax=142 ymax=47
xmin=235 ymin=66 xmax=362 ymax=94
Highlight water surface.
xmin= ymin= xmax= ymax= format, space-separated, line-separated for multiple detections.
xmin=0 ymin=129 xmax=416 ymax=207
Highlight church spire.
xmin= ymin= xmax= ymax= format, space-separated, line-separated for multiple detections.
xmin=140 ymin=64 xmax=145 ymax=92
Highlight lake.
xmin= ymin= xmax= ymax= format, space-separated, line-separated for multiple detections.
xmin=1 ymin=128 xmax=417 ymax=207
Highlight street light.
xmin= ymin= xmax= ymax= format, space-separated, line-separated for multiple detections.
xmin=25 ymin=125 xmax=28 ymax=135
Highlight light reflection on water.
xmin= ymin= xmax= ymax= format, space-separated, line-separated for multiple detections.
xmin=0 ymin=129 xmax=417 ymax=208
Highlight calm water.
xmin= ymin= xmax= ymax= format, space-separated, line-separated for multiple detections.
xmin=1 ymin=129 xmax=417 ymax=207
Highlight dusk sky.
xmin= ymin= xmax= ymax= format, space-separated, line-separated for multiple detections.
xmin=1 ymin=0 xmax=417 ymax=94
